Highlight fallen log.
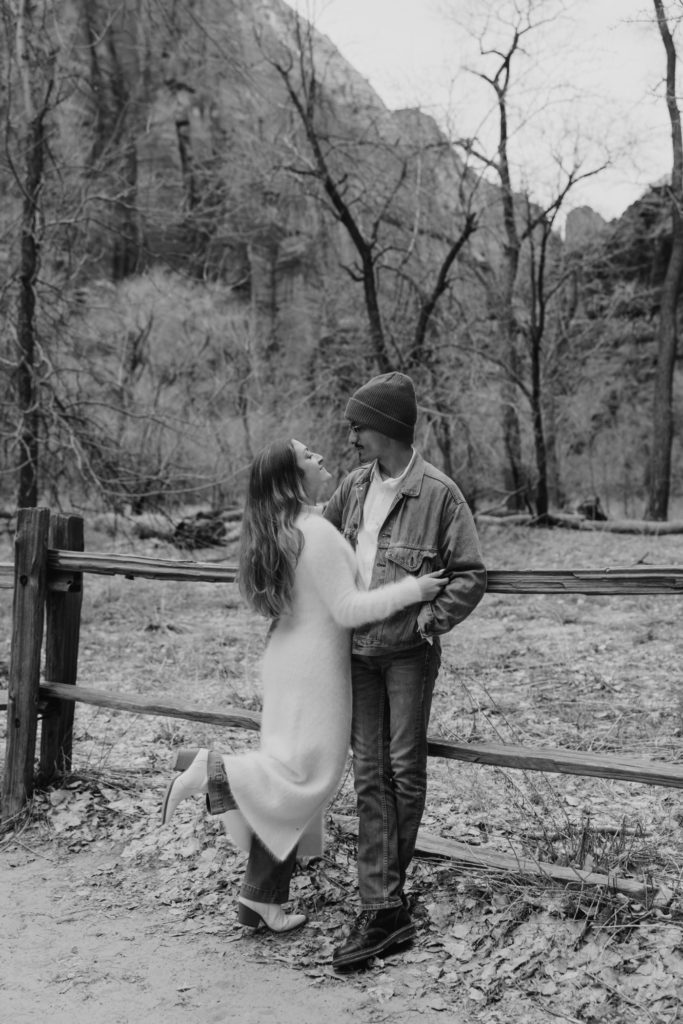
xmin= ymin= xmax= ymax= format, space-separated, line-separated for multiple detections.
xmin=549 ymin=514 xmax=683 ymax=534
xmin=331 ymin=814 xmax=657 ymax=900
xmin=415 ymin=830 xmax=657 ymax=899
xmin=477 ymin=512 xmax=683 ymax=534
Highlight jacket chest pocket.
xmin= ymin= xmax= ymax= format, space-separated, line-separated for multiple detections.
xmin=387 ymin=545 xmax=437 ymax=576
xmin=343 ymin=523 xmax=358 ymax=546
xmin=342 ymin=507 xmax=361 ymax=544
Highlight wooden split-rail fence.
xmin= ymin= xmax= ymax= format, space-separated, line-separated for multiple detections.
xmin=2 ymin=507 xmax=683 ymax=900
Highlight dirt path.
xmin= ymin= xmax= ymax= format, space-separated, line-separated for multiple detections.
xmin=1 ymin=843 xmax=362 ymax=1024
xmin=0 ymin=839 xmax=479 ymax=1024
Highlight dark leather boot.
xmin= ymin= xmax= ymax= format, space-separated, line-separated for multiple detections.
xmin=332 ymin=906 xmax=415 ymax=969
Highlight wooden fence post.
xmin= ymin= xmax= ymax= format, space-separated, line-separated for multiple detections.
xmin=38 ymin=513 xmax=84 ymax=784
xmin=2 ymin=507 xmax=49 ymax=822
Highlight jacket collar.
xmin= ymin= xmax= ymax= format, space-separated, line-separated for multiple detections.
xmin=354 ymin=450 xmax=425 ymax=498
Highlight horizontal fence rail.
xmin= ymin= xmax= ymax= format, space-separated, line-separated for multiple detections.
xmin=47 ymin=550 xmax=238 ymax=584
xmin=4 ymin=554 xmax=683 ymax=593
xmin=41 ymin=552 xmax=683 ymax=594
xmin=37 ymin=681 xmax=683 ymax=790
xmin=485 ymin=567 xmax=683 ymax=594
xmin=39 ymin=681 xmax=262 ymax=731
xmin=3 ymin=508 xmax=683 ymax=899
xmin=426 ymin=738 xmax=683 ymax=788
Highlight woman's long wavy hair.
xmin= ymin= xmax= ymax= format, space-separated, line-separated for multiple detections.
xmin=238 ymin=439 xmax=307 ymax=619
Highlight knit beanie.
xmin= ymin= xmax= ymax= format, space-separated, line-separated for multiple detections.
xmin=345 ymin=372 xmax=417 ymax=443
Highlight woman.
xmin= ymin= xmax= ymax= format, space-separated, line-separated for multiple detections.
xmin=161 ymin=438 xmax=447 ymax=934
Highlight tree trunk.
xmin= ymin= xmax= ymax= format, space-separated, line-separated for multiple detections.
xmin=647 ymin=205 xmax=683 ymax=520
xmin=500 ymin=243 xmax=527 ymax=509
xmin=646 ymin=0 xmax=683 ymax=521
xmin=496 ymin=55 xmax=528 ymax=512
xmin=431 ymin=411 xmax=454 ymax=481
xmin=409 ymin=212 xmax=478 ymax=366
xmin=543 ymin=390 xmax=565 ymax=509
xmin=15 ymin=112 xmax=45 ymax=508
xmin=501 ymin=376 xmax=527 ymax=510
xmin=530 ymin=327 xmax=549 ymax=520
xmin=13 ymin=0 xmax=53 ymax=509
xmin=361 ymin=251 xmax=391 ymax=373
xmin=112 ymin=139 xmax=140 ymax=280
xmin=82 ymin=0 xmax=141 ymax=280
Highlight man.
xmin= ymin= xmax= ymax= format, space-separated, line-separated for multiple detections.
xmin=324 ymin=371 xmax=486 ymax=970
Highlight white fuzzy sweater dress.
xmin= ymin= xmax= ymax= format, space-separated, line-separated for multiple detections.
xmin=219 ymin=509 xmax=422 ymax=862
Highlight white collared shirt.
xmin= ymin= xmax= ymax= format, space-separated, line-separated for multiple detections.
xmin=356 ymin=450 xmax=416 ymax=588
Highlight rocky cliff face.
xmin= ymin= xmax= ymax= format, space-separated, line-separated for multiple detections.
xmin=49 ymin=0 xmax=495 ymax=357
xmin=3 ymin=0 xmax=676 ymax=513
xmin=4 ymin=0 xmax=669 ymax=346
xmin=565 ymin=206 xmax=608 ymax=250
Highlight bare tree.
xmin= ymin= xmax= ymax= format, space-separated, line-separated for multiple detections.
xmin=457 ymin=2 xmax=606 ymax=517
xmin=7 ymin=0 xmax=56 ymax=508
xmin=80 ymin=0 xmax=143 ymax=279
xmin=268 ymin=19 xmax=394 ymax=371
xmin=646 ymin=0 xmax=683 ymax=521
xmin=265 ymin=15 xmax=477 ymax=375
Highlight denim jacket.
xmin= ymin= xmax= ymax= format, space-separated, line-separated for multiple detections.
xmin=323 ymin=452 xmax=487 ymax=655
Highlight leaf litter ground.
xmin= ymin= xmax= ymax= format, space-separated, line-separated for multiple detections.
xmin=1 ymin=520 xmax=683 ymax=1023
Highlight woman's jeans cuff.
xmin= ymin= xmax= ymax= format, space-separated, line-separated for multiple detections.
xmin=206 ymin=751 xmax=237 ymax=814
xmin=240 ymin=836 xmax=297 ymax=904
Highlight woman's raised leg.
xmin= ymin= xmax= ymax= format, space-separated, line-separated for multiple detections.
xmin=161 ymin=748 xmax=235 ymax=823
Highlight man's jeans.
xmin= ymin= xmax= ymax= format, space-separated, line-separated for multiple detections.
xmin=351 ymin=642 xmax=441 ymax=910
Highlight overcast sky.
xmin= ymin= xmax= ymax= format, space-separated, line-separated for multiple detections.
xmin=284 ymin=0 xmax=674 ymax=223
